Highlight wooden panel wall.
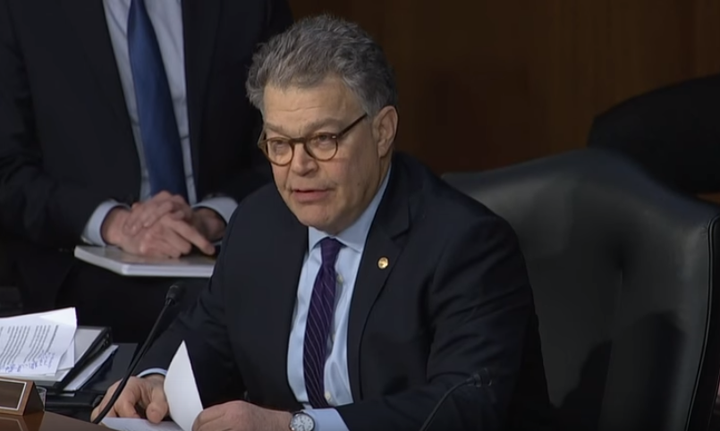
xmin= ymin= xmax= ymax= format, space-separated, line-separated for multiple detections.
xmin=286 ymin=0 xmax=720 ymax=174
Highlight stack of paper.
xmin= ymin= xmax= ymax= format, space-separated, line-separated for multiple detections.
xmin=101 ymin=418 xmax=183 ymax=431
xmin=0 ymin=308 xmax=77 ymax=377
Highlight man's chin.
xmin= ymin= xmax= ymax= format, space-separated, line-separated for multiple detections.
xmin=294 ymin=212 xmax=333 ymax=232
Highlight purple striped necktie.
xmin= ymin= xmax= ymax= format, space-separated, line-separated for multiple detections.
xmin=303 ymin=237 xmax=343 ymax=408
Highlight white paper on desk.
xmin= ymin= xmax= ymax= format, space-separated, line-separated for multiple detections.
xmin=101 ymin=417 xmax=183 ymax=431
xmin=58 ymin=337 xmax=76 ymax=370
xmin=164 ymin=342 xmax=203 ymax=431
xmin=0 ymin=307 xmax=77 ymax=376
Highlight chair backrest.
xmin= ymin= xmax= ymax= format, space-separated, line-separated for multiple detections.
xmin=443 ymin=149 xmax=720 ymax=431
xmin=587 ymin=73 xmax=720 ymax=194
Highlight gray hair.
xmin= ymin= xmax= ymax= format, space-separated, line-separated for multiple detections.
xmin=246 ymin=14 xmax=398 ymax=116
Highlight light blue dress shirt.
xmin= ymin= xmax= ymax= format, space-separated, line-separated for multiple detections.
xmin=140 ymin=168 xmax=390 ymax=431
xmin=286 ymin=168 xmax=390 ymax=430
xmin=82 ymin=0 xmax=237 ymax=245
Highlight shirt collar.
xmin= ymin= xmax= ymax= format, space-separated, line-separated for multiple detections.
xmin=308 ymin=166 xmax=392 ymax=253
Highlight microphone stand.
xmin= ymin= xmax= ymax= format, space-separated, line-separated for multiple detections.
xmin=91 ymin=283 xmax=186 ymax=424
xmin=418 ymin=369 xmax=493 ymax=431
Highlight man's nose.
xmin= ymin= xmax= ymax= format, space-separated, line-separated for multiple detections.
xmin=290 ymin=144 xmax=317 ymax=175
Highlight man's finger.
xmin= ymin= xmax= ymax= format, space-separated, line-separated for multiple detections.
xmin=143 ymin=237 xmax=186 ymax=259
xmin=169 ymin=209 xmax=185 ymax=220
xmin=124 ymin=204 xmax=153 ymax=235
xmin=136 ymin=199 xmax=191 ymax=231
xmin=123 ymin=207 xmax=143 ymax=235
xmin=163 ymin=219 xmax=214 ymax=255
xmin=114 ymin=397 xmax=142 ymax=419
xmin=152 ymin=191 xmax=173 ymax=202
xmin=139 ymin=200 xmax=176 ymax=228
xmin=91 ymin=382 xmax=119 ymax=421
xmin=192 ymin=406 xmax=225 ymax=431
xmin=145 ymin=383 xmax=169 ymax=423
xmin=125 ymin=201 xmax=173 ymax=235
xmin=135 ymin=232 xmax=183 ymax=258
xmin=194 ymin=416 xmax=226 ymax=431
xmin=155 ymin=227 xmax=193 ymax=257
xmin=91 ymin=405 xmax=105 ymax=421
xmin=125 ymin=193 xmax=190 ymax=234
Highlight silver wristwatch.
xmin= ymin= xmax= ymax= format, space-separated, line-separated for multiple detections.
xmin=289 ymin=411 xmax=315 ymax=431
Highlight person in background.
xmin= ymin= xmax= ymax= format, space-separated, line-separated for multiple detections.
xmin=0 ymin=0 xmax=293 ymax=342
xmin=588 ymin=73 xmax=720 ymax=195
xmin=92 ymin=14 xmax=554 ymax=431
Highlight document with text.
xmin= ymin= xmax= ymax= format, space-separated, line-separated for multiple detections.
xmin=0 ymin=308 xmax=77 ymax=376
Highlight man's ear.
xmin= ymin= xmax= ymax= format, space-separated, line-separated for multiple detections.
xmin=372 ymin=106 xmax=398 ymax=157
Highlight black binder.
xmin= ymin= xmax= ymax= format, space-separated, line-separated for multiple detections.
xmin=34 ymin=326 xmax=113 ymax=390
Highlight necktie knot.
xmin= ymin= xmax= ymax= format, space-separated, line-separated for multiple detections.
xmin=320 ymin=238 xmax=343 ymax=267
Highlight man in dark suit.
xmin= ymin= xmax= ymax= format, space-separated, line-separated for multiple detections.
xmin=92 ymin=15 xmax=552 ymax=431
xmin=588 ymin=74 xmax=720 ymax=194
xmin=0 ymin=0 xmax=292 ymax=341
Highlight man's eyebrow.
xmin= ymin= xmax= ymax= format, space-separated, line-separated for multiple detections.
xmin=264 ymin=118 xmax=346 ymax=137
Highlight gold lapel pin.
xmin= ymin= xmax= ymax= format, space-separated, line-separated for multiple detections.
xmin=378 ymin=257 xmax=389 ymax=269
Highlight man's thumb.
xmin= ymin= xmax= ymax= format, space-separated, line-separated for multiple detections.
xmin=146 ymin=401 xmax=168 ymax=423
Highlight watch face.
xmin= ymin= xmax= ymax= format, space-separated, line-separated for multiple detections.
xmin=290 ymin=412 xmax=315 ymax=431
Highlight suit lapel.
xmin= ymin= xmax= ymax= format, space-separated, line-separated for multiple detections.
xmin=61 ymin=0 xmax=132 ymax=139
xmin=257 ymin=207 xmax=307 ymax=408
xmin=181 ymin=0 xmax=222 ymax=183
xmin=347 ymin=161 xmax=413 ymax=400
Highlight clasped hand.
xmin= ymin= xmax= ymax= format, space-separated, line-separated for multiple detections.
xmin=101 ymin=191 xmax=224 ymax=258
xmin=91 ymin=376 xmax=291 ymax=431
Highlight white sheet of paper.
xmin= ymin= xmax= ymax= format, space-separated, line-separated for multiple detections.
xmin=57 ymin=338 xmax=75 ymax=371
xmin=0 ymin=308 xmax=77 ymax=376
xmin=101 ymin=418 xmax=183 ymax=431
xmin=164 ymin=342 xmax=203 ymax=431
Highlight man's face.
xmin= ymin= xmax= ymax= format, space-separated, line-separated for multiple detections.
xmin=262 ymin=77 xmax=395 ymax=234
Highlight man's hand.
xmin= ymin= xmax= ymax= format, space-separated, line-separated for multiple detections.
xmin=102 ymin=208 xmax=215 ymax=258
xmin=121 ymin=191 xmax=227 ymax=242
xmin=192 ymin=401 xmax=292 ymax=431
xmin=191 ymin=208 xmax=226 ymax=242
xmin=91 ymin=375 xmax=168 ymax=423
xmin=123 ymin=192 xmax=192 ymax=236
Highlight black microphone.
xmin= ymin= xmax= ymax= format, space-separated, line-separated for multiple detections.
xmin=418 ymin=368 xmax=494 ymax=431
xmin=91 ymin=282 xmax=186 ymax=424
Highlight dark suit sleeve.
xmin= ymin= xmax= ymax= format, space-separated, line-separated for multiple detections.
xmin=336 ymin=216 xmax=536 ymax=431
xmin=587 ymin=75 xmax=720 ymax=194
xmin=0 ymin=0 xmax=107 ymax=247
xmin=209 ymin=0 xmax=293 ymax=203
xmin=138 ymin=209 xmax=244 ymax=407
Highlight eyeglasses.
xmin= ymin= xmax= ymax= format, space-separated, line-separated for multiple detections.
xmin=258 ymin=114 xmax=368 ymax=166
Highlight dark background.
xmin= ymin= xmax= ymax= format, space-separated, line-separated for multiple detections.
xmin=287 ymin=0 xmax=720 ymax=175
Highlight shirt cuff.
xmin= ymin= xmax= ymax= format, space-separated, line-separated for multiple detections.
xmin=303 ymin=409 xmax=349 ymax=431
xmin=81 ymin=200 xmax=129 ymax=246
xmin=136 ymin=368 xmax=168 ymax=378
xmin=193 ymin=197 xmax=237 ymax=225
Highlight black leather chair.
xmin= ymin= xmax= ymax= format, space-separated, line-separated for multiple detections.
xmin=443 ymin=148 xmax=720 ymax=431
xmin=587 ymin=73 xmax=720 ymax=194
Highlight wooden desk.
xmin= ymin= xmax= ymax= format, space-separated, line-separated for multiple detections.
xmin=0 ymin=412 xmax=102 ymax=430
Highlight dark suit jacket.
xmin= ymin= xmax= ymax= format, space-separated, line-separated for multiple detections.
xmin=0 ymin=0 xmax=292 ymax=305
xmin=588 ymin=73 xmax=720 ymax=194
xmin=141 ymin=153 xmax=553 ymax=430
